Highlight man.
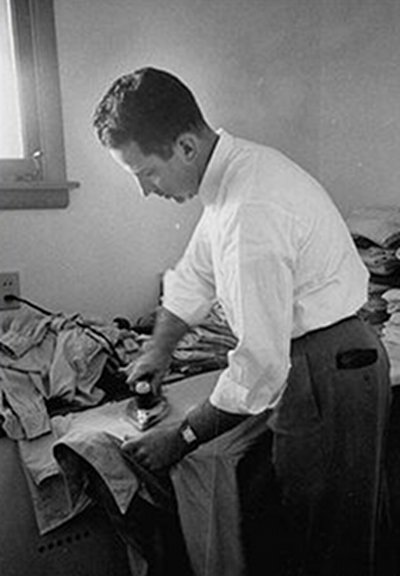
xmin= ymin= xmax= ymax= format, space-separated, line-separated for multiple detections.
xmin=93 ymin=67 xmax=391 ymax=575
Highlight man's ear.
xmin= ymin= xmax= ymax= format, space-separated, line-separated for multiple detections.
xmin=174 ymin=133 xmax=198 ymax=163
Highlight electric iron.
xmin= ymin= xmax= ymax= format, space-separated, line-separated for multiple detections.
xmin=126 ymin=380 xmax=169 ymax=431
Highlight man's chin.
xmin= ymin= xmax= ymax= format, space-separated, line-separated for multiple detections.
xmin=167 ymin=194 xmax=187 ymax=204
xmin=164 ymin=191 xmax=196 ymax=203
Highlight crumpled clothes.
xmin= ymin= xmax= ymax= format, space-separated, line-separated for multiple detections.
xmin=346 ymin=206 xmax=400 ymax=248
xmin=17 ymin=399 xmax=142 ymax=534
xmin=382 ymin=291 xmax=400 ymax=345
xmin=0 ymin=311 xmax=54 ymax=358
xmin=380 ymin=289 xmax=400 ymax=385
xmin=169 ymin=301 xmax=237 ymax=376
xmin=0 ymin=310 xmax=137 ymax=440
xmin=383 ymin=289 xmax=400 ymax=312
xmin=0 ymin=368 xmax=51 ymax=439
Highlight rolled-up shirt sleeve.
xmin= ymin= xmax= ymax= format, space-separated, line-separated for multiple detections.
xmin=210 ymin=203 xmax=296 ymax=414
xmin=163 ymin=214 xmax=216 ymax=327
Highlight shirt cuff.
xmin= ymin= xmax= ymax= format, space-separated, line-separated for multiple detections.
xmin=209 ymin=368 xmax=283 ymax=414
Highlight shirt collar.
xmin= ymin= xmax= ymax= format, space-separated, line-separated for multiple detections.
xmin=198 ymin=129 xmax=235 ymax=205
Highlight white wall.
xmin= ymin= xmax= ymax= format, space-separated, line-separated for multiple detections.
xmin=1 ymin=0 xmax=400 ymax=322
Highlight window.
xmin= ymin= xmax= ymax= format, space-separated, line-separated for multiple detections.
xmin=0 ymin=0 xmax=78 ymax=209
xmin=0 ymin=0 xmax=23 ymax=158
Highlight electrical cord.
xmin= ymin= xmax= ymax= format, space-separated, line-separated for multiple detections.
xmin=4 ymin=294 xmax=125 ymax=367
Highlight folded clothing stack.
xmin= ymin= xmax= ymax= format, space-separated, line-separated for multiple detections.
xmin=346 ymin=206 xmax=400 ymax=326
xmin=133 ymin=301 xmax=238 ymax=379
xmin=381 ymin=289 xmax=400 ymax=383
xmin=170 ymin=302 xmax=238 ymax=377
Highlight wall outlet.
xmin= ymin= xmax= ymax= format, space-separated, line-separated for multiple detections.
xmin=0 ymin=272 xmax=20 ymax=310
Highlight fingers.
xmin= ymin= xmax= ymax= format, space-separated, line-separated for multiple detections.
xmin=120 ymin=359 xmax=151 ymax=386
xmin=121 ymin=364 xmax=163 ymax=396
xmin=120 ymin=346 xmax=171 ymax=390
xmin=120 ymin=426 xmax=184 ymax=472
xmin=149 ymin=372 xmax=164 ymax=395
xmin=121 ymin=435 xmax=137 ymax=451
xmin=120 ymin=361 xmax=141 ymax=385
xmin=122 ymin=438 xmax=155 ymax=470
xmin=122 ymin=437 xmax=145 ymax=461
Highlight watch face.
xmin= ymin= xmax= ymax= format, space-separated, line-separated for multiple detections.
xmin=181 ymin=424 xmax=197 ymax=445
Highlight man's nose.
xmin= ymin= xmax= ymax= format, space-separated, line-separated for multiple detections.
xmin=140 ymin=186 xmax=152 ymax=198
xmin=136 ymin=176 xmax=153 ymax=198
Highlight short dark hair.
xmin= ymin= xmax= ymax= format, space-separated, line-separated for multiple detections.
xmin=93 ymin=67 xmax=207 ymax=158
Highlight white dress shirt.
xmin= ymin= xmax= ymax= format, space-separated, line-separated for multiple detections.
xmin=163 ymin=130 xmax=369 ymax=414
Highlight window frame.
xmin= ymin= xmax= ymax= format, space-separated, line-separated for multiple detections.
xmin=0 ymin=0 xmax=79 ymax=209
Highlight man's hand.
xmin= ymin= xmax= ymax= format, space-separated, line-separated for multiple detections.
xmin=120 ymin=307 xmax=189 ymax=394
xmin=121 ymin=341 xmax=171 ymax=395
xmin=121 ymin=423 xmax=187 ymax=471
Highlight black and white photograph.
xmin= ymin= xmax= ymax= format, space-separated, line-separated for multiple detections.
xmin=1 ymin=1 xmax=400 ymax=575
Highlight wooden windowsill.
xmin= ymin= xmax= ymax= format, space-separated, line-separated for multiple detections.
xmin=0 ymin=181 xmax=80 ymax=209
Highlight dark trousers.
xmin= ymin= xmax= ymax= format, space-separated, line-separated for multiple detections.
xmin=268 ymin=317 xmax=391 ymax=576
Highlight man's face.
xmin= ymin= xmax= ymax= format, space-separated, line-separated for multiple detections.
xmin=109 ymin=139 xmax=200 ymax=203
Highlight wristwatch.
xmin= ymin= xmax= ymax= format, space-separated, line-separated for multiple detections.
xmin=179 ymin=420 xmax=199 ymax=449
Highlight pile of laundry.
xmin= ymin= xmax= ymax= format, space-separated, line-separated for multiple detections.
xmin=346 ymin=206 xmax=400 ymax=327
xmin=381 ymin=289 xmax=400 ymax=378
xmin=0 ymin=309 xmax=140 ymax=441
